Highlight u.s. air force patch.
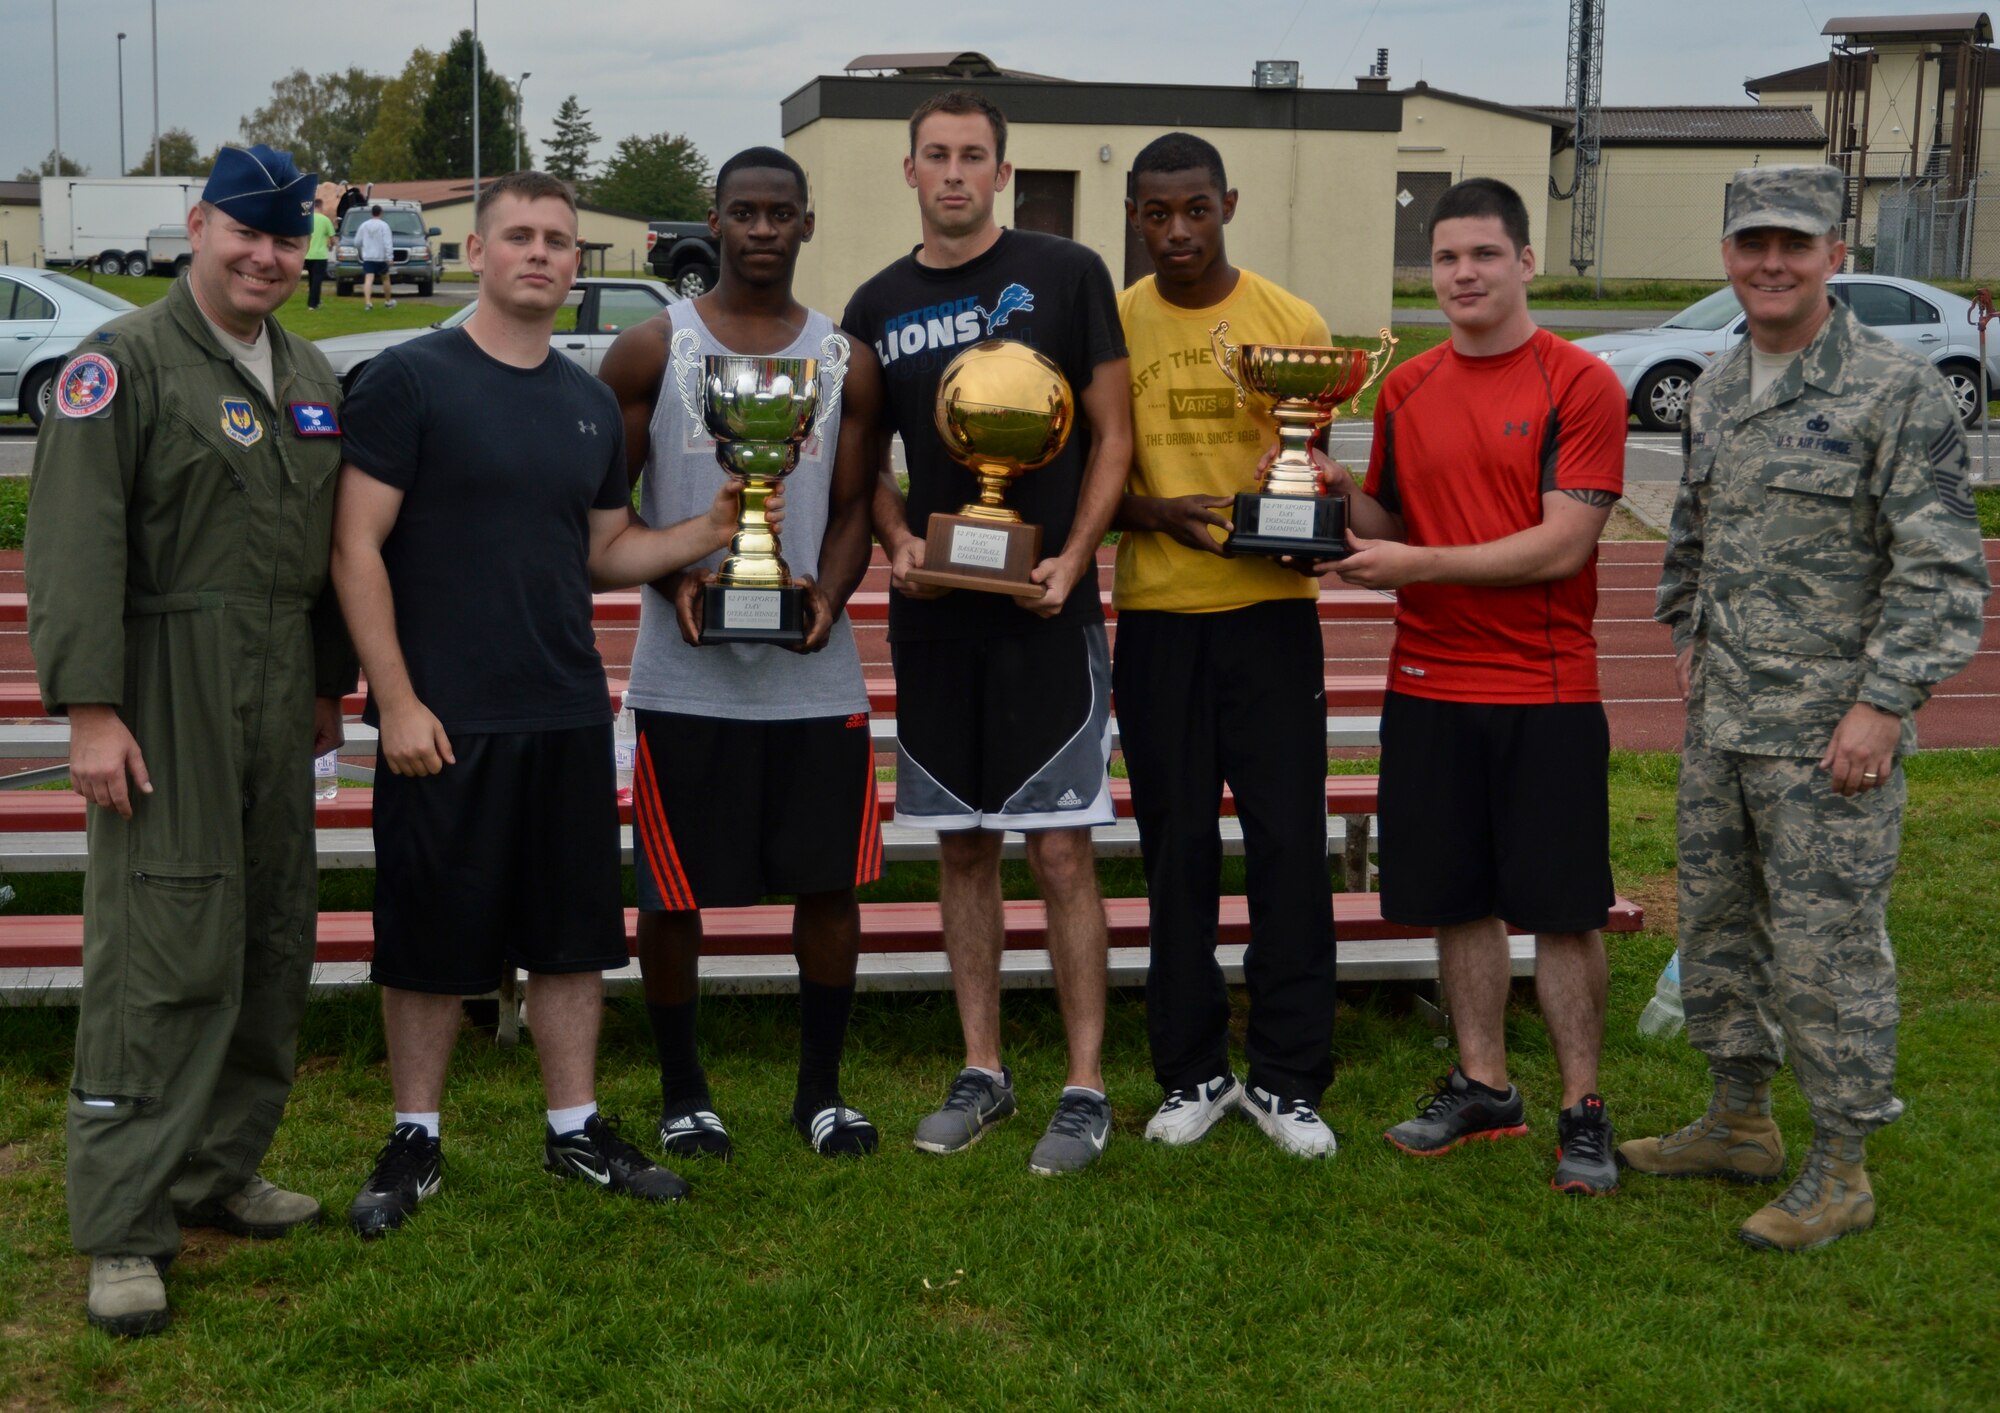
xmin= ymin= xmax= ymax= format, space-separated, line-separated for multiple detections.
xmin=56 ymin=353 xmax=118 ymax=418
xmin=220 ymin=397 xmax=262 ymax=448
xmin=1928 ymin=421 xmax=1977 ymax=518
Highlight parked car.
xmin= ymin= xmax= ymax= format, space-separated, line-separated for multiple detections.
xmin=1576 ymin=273 xmax=2000 ymax=430
xmin=312 ymin=277 xmax=676 ymax=389
xmin=0 ymin=265 xmax=138 ymax=425
xmin=646 ymin=221 xmax=719 ymax=296
xmin=331 ymin=200 xmax=443 ymax=298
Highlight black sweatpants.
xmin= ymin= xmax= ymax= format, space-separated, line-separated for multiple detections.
xmin=1113 ymin=598 xmax=1336 ymax=1104
xmin=305 ymin=259 xmax=328 ymax=309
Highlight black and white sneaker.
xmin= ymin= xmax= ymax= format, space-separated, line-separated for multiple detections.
xmin=348 ymin=1123 xmax=442 ymax=1239
xmin=795 ymin=1100 xmax=881 ymax=1157
xmin=545 ymin=1114 xmax=690 ymax=1203
xmin=658 ymin=1104 xmax=733 ymax=1161
xmin=1144 ymin=1073 xmax=1242 ymax=1146
xmin=1241 ymin=1084 xmax=1339 ymax=1159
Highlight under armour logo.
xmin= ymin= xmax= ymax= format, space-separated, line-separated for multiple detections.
xmin=1501 ymin=419 xmax=1531 ymax=436
xmin=578 ymin=420 xmax=598 ymax=435
xmin=1805 ymin=414 xmax=1830 ymax=432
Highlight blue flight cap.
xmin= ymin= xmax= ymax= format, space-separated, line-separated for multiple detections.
xmin=202 ymin=144 xmax=318 ymax=237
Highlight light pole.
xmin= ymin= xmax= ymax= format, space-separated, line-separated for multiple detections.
xmin=116 ymin=32 xmax=128 ymax=174
xmin=471 ymin=0 xmax=480 ymax=200
xmin=516 ymin=72 xmax=530 ymax=172
xmin=50 ymin=0 xmax=59 ymax=180
xmin=150 ymin=0 xmax=159 ymax=175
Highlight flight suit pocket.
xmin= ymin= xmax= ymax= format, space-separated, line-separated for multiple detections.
xmin=1759 ymin=459 xmax=1863 ymax=554
xmin=123 ymin=861 xmax=240 ymax=1016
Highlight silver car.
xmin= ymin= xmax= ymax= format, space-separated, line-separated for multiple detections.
xmin=1576 ymin=273 xmax=2000 ymax=430
xmin=0 ymin=266 xmax=138 ymax=426
xmin=314 ymin=278 xmax=676 ymax=391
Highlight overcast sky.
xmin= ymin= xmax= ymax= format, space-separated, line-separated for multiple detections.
xmin=0 ymin=0 xmax=1895 ymax=183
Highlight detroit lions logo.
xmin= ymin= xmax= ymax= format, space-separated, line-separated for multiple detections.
xmin=977 ymin=283 xmax=1034 ymax=333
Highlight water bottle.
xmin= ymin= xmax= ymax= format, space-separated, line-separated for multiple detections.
xmin=1637 ymin=951 xmax=1685 ymax=1038
xmin=613 ymin=695 xmax=637 ymax=806
xmin=314 ymin=749 xmax=340 ymax=801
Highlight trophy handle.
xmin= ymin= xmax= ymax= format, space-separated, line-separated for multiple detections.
xmin=670 ymin=327 xmax=704 ymax=429
xmin=1209 ymin=320 xmax=1249 ymax=409
xmin=1347 ymin=327 xmax=1401 ymax=414
xmin=813 ymin=332 xmax=850 ymax=441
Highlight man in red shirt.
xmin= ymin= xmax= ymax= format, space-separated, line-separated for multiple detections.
xmin=1305 ymin=177 xmax=1628 ymax=1194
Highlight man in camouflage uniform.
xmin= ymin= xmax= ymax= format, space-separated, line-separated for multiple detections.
xmin=1629 ymin=165 xmax=1990 ymax=1251
xmin=26 ymin=145 xmax=352 ymax=1333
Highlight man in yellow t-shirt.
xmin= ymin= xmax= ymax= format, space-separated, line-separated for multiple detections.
xmin=305 ymin=196 xmax=336 ymax=310
xmin=1113 ymin=132 xmax=1337 ymax=1159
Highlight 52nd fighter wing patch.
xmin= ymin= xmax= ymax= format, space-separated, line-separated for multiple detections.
xmin=56 ymin=353 xmax=118 ymax=418
xmin=1928 ymin=421 xmax=1977 ymax=518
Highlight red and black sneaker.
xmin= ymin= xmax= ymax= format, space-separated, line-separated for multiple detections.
xmin=1552 ymin=1094 xmax=1619 ymax=1195
xmin=1383 ymin=1066 xmax=1529 ymax=1156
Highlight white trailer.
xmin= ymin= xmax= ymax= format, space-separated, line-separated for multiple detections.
xmin=40 ymin=176 xmax=204 ymax=276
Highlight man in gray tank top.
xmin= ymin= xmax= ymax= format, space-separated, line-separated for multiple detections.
xmin=598 ymin=148 xmax=888 ymax=1159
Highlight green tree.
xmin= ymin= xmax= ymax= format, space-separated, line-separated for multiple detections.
xmin=239 ymin=67 xmax=386 ymax=179
xmin=350 ymin=48 xmax=439 ymax=183
xmin=122 ymin=130 xmax=214 ymax=176
xmin=410 ymin=30 xmax=520 ymax=180
xmin=543 ymin=94 xmax=598 ymax=186
xmin=16 ymin=151 xmax=86 ymax=180
xmin=593 ymin=131 xmax=709 ymax=218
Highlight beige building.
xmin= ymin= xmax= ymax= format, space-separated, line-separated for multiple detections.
xmin=782 ymin=62 xmax=1403 ymax=337
xmin=0 ymin=182 xmax=46 ymax=268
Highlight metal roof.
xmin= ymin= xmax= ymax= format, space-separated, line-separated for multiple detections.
xmin=1822 ymin=12 xmax=1992 ymax=41
xmin=1748 ymin=43 xmax=2000 ymax=94
xmin=1521 ymin=105 xmax=1826 ymax=145
xmin=841 ymin=51 xmax=1066 ymax=81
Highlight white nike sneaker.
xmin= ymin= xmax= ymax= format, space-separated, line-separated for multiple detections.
xmin=1241 ymin=1083 xmax=1338 ymax=1159
xmin=1144 ymin=1073 xmax=1242 ymax=1146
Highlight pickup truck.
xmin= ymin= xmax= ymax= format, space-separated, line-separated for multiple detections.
xmin=646 ymin=221 xmax=719 ymax=295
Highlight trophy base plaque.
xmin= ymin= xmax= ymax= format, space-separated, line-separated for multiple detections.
xmin=700 ymin=583 xmax=806 ymax=645
xmin=1224 ymin=491 xmax=1350 ymax=562
xmin=904 ymin=513 xmax=1045 ymax=597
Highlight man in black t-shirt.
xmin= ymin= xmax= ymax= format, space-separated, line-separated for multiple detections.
xmin=331 ymin=172 xmax=747 ymax=1236
xmin=844 ymin=91 xmax=1132 ymax=1176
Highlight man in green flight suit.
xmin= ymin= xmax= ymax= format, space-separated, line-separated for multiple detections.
xmin=26 ymin=144 xmax=354 ymax=1335
xmin=1629 ymin=165 xmax=1991 ymax=1250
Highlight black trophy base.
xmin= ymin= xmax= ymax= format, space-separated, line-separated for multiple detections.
xmin=1224 ymin=491 xmax=1350 ymax=562
xmin=700 ymin=582 xmax=806 ymax=645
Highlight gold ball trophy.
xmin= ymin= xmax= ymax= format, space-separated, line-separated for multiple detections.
xmin=676 ymin=332 xmax=848 ymax=644
xmin=904 ymin=340 xmax=1074 ymax=596
xmin=1209 ymin=321 xmax=1397 ymax=561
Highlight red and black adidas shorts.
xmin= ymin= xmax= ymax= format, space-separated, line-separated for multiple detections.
xmin=630 ymin=710 xmax=883 ymax=911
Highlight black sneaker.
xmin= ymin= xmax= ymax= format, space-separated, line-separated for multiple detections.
xmin=658 ymin=1103 xmax=733 ymax=1161
xmin=795 ymin=1099 xmax=881 ymax=1157
xmin=1382 ymin=1067 xmax=1529 ymax=1156
xmin=545 ymin=1114 xmax=690 ymax=1203
xmin=348 ymin=1123 xmax=442 ymax=1239
xmin=1552 ymin=1094 xmax=1618 ymax=1195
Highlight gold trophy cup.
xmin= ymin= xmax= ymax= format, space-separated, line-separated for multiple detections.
xmin=1210 ymin=322 xmax=1397 ymax=561
xmin=905 ymin=340 xmax=1075 ymax=597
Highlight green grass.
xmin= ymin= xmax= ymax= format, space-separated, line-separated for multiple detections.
xmin=1977 ymin=486 xmax=2000 ymax=538
xmin=50 ymin=271 xmax=453 ymax=342
xmin=1394 ymin=276 xmax=1724 ymax=309
xmin=2 ymin=752 xmax=1998 ymax=1407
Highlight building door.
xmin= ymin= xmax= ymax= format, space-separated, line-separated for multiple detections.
xmin=1122 ymin=171 xmax=1149 ymax=289
xmin=1012 ymin=170 xmax=1076 ymax=239
xmin=1394 ymin=170 xmax=1454 ymax=270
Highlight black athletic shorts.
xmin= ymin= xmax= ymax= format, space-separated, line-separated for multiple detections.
xmin=371 ymin=724 xmax=627 ymax=993
xmin=890 ymin=624 xmax=1114 ymax=831
xmin=632 ymin=710 xmax=883 ymax=911
xmin=361 ymin=259 xmax=389 ymax=277
xmin=1376 ymin=692 xmax=1613 ymax=934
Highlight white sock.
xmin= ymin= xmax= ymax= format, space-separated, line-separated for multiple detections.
xmin=548 ymin=1101 xmax=598 ymax=1136
xmin=1062 ymin=1085 xmax=1107 ymax=1103
xmin=394 ymin=1111 xmax=440 ymax=1139
xmin=969 ymin=1065 xmax=1007 ymax=1085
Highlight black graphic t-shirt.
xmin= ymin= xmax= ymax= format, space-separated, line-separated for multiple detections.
xmin=841 ymin=228 xmax=1126 ymax=642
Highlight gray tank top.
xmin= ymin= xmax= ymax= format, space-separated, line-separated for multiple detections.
xmin=625 ymin=300 xmax=868 ymax=719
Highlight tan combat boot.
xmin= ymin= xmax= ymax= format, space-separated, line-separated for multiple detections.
xmin=1739 ymin=1134 xmax=1874 ymax=1252
xmin=86 ymin=1255 xmax=170 ymax=1337
xmin=1616 ymin=1074 xmax=1786 ymax=1184
xmin=180 ymin=1173 xmax=325 ymax=1239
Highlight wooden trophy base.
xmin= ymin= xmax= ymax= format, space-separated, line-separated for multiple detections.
xmin=1224 ymin=491 xmax=1350 ymax=561
xmin=699 ymin=582 xmax=806 ymax=645
xmin=904 ymin=513 xmax=1045 ymax=597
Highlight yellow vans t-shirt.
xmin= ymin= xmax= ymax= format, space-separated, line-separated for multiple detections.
xmin=1114 ymin=269 xmax=1332 ymax=612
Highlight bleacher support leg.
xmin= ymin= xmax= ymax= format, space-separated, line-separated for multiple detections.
xmin=1341 ymin=813 xmax=1372 ymax=893
xmin=496 ymin=969 xmax=521 ymax=1048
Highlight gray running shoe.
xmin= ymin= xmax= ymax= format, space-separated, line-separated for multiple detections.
xmin=1028 ymin=1091 xmax=1113 ymax=1176
xmin=1383 ymin=1066 xmax=1528 ymax=1156
xmin=913 ymin=1067 xmax=1017 ymax=1154
xmin=1551 ymin=1095 xmax=1619 ymax=1196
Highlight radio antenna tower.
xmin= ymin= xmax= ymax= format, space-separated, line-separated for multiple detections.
xmin=1548 ymin=0 xmax=1606 ymax=274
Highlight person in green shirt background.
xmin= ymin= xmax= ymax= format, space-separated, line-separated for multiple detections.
xmin=306 ymin=195 xmax=335 ymax=310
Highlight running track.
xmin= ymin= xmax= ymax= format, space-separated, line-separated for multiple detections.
xmin=1 ymin=542 xmax=1994 ymax=754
